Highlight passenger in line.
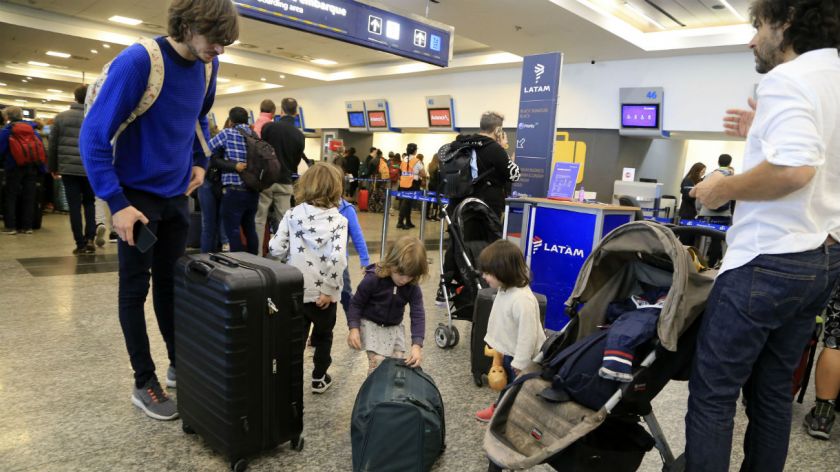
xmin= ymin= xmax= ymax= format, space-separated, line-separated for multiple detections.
xmin=678 ymin=162 xmax=705 ymax=222
xmin=1 ymin=106 xmax=46 ymax=235
xmin=685 ymin=1 xmax=840 ymax=470
xmin=258 ymin=97 xmax=305 ymax=255
xmin=253 ymin=98 xmax=274 ymax=138
xmin=397 ymin=143 xmax=423 ymax=229
xmin=79 ymin=0 xmax=238 ymax=421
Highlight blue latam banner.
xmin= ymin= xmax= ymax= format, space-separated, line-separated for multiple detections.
xmin=512 ymin=52 xmax=564 ymax=198
xmin=235 ymin=0 xmax=452 ymax=67
xmin=528 ymin=206 xmax=595 ymax=330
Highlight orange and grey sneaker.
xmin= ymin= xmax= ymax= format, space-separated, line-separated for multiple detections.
xmin=132 ymin=377 xmax=178 ymax=420
xmin=475 ymin=403 xmax=496 ymax=423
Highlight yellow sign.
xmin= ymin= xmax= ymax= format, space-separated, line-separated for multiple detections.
xmin=552 ymin=131 xmax=586 ymax=184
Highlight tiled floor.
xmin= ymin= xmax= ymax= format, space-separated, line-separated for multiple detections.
xmin=1 ymin=211 xmax=837 ymax=471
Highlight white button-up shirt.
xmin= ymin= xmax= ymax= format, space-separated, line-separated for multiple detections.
xmin=721 ymin=48 xmax=840 ymax=274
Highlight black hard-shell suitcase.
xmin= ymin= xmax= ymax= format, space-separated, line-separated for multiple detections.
xmin=470 ymin=288 xmax=547 ymax=387
xmin=174 ymin=252 xmax=305 ymax=472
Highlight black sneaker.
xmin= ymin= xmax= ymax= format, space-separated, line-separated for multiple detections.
xmin=804 ymin=402 xmax=836 ymax=440
xmin=312 ymin=374 xmax=333 ymax=394
xmin=109 ymin=231 xmax=119 ymax=243
xmin=85 ymin=241 xmax=96 ymax=254
xmin=132 ymin=377 xmax=178 ymax=421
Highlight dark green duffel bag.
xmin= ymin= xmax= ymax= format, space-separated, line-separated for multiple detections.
xmin=351 ymin=358 xmax=445 ymax=472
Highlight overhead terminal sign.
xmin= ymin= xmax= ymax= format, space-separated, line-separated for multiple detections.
xmin=235 ymin=0 xmax=454 ymax=67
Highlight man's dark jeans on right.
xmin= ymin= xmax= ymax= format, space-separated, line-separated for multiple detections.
xmin=686 ymin=242 xmax=840 ymax=472
xmin=220 ymin=186 xmax=259 ymax=255
xmin=118 ymin=188 xmax=189 ymax=388
xmin=62 ymin=175 xmax=96 ymax=249
xmin=197 ymin=180 xmax=228 ymax=253
xmin=4 ymin=164 xmax=38 ymax=230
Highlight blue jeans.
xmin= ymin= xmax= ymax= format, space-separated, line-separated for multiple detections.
xmin=220 ymin=186 xmax=259 ymax=255
xmin=686 ymin=243 xmax=840 ymax=472
xmin=197 ymin=181 xmax=228 ymax=253
xmin=340 ymin=267 xmax=352 ymax=313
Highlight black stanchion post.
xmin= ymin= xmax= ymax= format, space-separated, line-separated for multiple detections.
xmin=419 ymin=190 xmax=428 ymax=243
xmin=381 ymin=188 xmax=391 ymax=260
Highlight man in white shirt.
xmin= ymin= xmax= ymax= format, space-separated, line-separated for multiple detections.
xmin=685 ymin=2 xmax=840 ymax=471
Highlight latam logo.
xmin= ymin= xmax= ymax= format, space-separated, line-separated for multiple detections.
xmin=531 ymin=236 xmax=585 ymax=258
xmin=523 ymin=85 xmax=551 ymax=94
xmin=534 ymin=63 xmax=545 ymax=83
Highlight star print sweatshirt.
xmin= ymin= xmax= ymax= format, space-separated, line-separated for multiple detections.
xmin=269 ymin=203 xmax=348 ymax=303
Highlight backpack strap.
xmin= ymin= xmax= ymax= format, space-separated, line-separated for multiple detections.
xmin=111 ymin=37 xmax=164 ymax=148
xmin=194 ymin=62 xmax=214 ymax=158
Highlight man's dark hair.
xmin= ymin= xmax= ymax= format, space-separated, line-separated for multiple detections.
xmin=346 ymin=147 xmax=356 ymax=156
xmin=260 ymin=99 xmax=275 ymax=114
xmin=369 ymin=147 xmax=377 ymax=154
xmin=718 ymin=154 xmax=733 ymax=167
xmin=281 ymin=97 xmax=298 ymax=116
xmin=751 ymin=0 xmax=840 ymax=54
xmin=74 ymin=85 xmax=88 ymax=105
xmin=406 ymin=143 xmax=418 ymax=156
xmin=168 ymin=0 xmax=239 ymax=46
xmin=229 ymin=106 xmax=249 ymax=125
xmin=479 ymin=111 xmax=504 ymax=133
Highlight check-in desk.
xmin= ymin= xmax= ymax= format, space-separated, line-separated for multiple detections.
xmin=504 ymin=198 xmax=639 ymax=330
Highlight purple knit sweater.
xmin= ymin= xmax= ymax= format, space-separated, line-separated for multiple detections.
xmin=346 ymin=265 xmax=425 ymax=346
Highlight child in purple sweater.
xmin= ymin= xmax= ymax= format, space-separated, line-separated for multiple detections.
xmin=346 ymin=236 xmax=429 ymax=375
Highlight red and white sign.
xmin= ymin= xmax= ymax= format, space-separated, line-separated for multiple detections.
xmin=328 ymin=139 xmax=344 ymax=151
xmin=428 ymin=108 xmax=452 ymax=127
xmin=367 ymin=110 xmax=387 ymax=128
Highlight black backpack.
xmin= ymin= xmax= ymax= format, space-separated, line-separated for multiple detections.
xmin=236 ymin=128 xmax=282 ymax=192
xmin=351 ymin=358 xmax=445 ymax=472
xmin=438 ymin=142 xmax=492 ymax=199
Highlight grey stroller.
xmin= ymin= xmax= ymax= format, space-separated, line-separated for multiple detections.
xmin=484 ymin=222 xmax=722 ymax=471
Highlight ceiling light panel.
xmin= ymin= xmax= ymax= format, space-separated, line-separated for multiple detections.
xmin=311 ymin=58 xmax=338 ymax=66
xmin=108 ymin=16 xmax=143 ymax=26
xmin=46 ymin=51 xmax=71 ymax=59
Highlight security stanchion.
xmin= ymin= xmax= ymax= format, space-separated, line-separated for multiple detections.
xmin=418 ymin=190 xmax=428 ymax=242
xmin=380 ymin=188 xmax=392 ymax=260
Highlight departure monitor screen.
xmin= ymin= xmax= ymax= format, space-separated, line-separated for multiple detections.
xmin=347 ymin=111 xmax=366 ymax=128
xmin=427 ymin=108 xmax=452 ymax=127
xmin=367 ymin=110 xmax=387 ymax=129
xmin=621 ymin=104 xmax=659 ymax=128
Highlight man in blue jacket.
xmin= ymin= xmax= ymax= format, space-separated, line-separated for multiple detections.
xmin=79 ymin=0 xmax=238 ymax=421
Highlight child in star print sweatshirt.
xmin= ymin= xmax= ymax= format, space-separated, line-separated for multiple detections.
xmin=269 ymin=162 xmax=348 ymax=393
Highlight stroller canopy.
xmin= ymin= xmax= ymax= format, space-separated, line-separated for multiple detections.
xmin=452 ymin=198 xmax=503 ymax=243
xmin=566 ymin=221 xmax=716 ymax=351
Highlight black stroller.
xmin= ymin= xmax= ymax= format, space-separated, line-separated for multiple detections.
xmin=484 ymin=222 xmax=724 ymax=471
xmin=434 ymin=197 xmax=503 ymax=349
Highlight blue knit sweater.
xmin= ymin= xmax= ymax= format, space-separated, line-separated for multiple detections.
xmin=79 ymin=36 xmax=217 ymax=213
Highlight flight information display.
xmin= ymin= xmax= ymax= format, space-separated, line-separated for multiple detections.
xmin=621 ymin=104 xmax=659 ymax=128
xmin=347 ymin=111 xmax=366 ymax=128
xmin=367 ymin=110 xmax=387 ymax=128
xmin=235 ymin=0 xmax=453 ymax=67
xmin=427 ymin=108 xmax=452 ymax=127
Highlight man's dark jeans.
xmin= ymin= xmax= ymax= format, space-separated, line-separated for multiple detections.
xmin=197 ymin=180 xmax=227 ymax=253
xmin=686 ymin=242 xmax=840 ymax=472
xmin=62 ymin=175 xmax=96 ymax=249
xmin=220 ymin=186 xmax=259 ymax=255
xmin=4 ymin=164 xmax=38 ymax=230
xmin=117 ymin=188 xmax=189 ymax=388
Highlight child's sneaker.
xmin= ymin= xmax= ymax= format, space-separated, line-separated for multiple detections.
xmin=95 ymin=224 xmax=107 ymax=247
xmin=166 ymin=365 xmax=176 ymax=388
xmin=804 ymin=401 xmax=836 ymax=440
xmin=475 ymin=403 xmax=496 ymax=423
xmin=312 ymin=374 xmax=333 ymax=393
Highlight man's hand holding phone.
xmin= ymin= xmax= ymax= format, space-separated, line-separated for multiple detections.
xmin=112 ymin=206 xmax=149 ymax=246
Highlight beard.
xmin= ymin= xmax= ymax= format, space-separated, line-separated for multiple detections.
xmin=186 ymin=41 xmax=214 ymax=64
xmin=753 ymin=37 xmax=784 ymax=74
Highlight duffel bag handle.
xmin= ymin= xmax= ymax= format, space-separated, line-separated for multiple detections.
xmin=394 ymin=365 xmax=407 ymax=387
xmin=209 ymin=253 xmax=240 ymax=268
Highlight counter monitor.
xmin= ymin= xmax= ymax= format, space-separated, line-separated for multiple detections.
xmin=621 ymin=104 xmax=659 ymax=129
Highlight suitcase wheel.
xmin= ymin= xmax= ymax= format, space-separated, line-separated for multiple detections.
xmin=488 ymin=461 xmax=504 ymax=472
xmin=291 ymin=436 xmax=305 ymax=452
xmin=434 ymin=324 xmax=459 ymax=349
xmin=231 ymin=458 xmax=248 ymax=472
xmin=182 ymin=423 xmax=196 ymax=435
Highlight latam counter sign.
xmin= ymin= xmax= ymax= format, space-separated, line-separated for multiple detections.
xmin=512 ymin=52 xmax=564 ymax=198
xmin=528 ymin=206 xmax=595 ymax=330
xmin=236 ymin=0 xmax=453 ymax=67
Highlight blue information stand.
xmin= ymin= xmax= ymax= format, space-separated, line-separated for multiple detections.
xmin=505 ymin=198 xmax=637 ymax=330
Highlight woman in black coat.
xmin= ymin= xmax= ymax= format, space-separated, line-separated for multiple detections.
xmin=679 ymin=162 xmax=706 ymax=220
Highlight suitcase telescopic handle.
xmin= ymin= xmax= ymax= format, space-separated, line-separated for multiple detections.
xmin=209 ymin=253 xmax=241 ymax=268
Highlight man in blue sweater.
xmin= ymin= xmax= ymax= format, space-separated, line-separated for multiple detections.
xmin=79 ymin=0 xmax=238 ymax=421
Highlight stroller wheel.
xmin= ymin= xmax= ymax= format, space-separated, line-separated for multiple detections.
xmin=434 ymin=324 xmax=454 ymax=349
xmin=487 ymin=461 xmax=503 ymax=472
xmin=449 ymin=325 xmax=460 ymax=347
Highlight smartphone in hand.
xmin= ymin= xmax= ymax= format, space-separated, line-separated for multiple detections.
xmin=133 ymin=221 xmax=157 ymax=253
